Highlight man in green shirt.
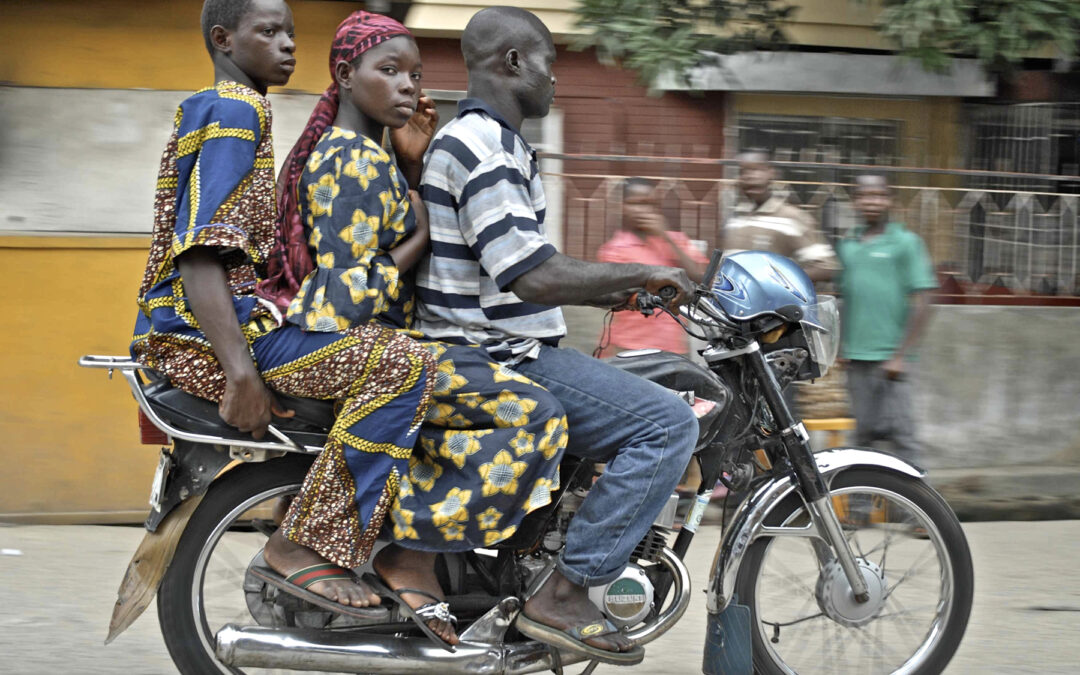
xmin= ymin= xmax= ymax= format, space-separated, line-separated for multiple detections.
xmin=838 ymin=175 xmax=937 ymax=462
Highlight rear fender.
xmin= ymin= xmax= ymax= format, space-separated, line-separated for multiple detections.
xmin=706 ymin=448 xmax=924 ymax=614
xmin=106 ymin=441 xmax=236 ymax=644
xmin=146 ymin=440 xmax=236 ymax=532
xmin=106 ymin=496 xmax=203 ymax=644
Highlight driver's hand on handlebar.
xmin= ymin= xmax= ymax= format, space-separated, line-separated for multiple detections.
xmin=219 ymin=369 xmax=295 ymax=440
xmin=607 ymin=289 xmax=637 ymax=311
xmin=643 ymin=267 xmax=694 ymax=306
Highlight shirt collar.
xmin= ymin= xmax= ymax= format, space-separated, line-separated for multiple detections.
xmin=215 ymin=80 xmax=269 ymax=106
xmin=457 ymin=97 xmax=535 ymax=155
xmin=735 ymin=193 xmax=785 ymax=215
xmin=850 ymin=221 xmax=903 ymax=240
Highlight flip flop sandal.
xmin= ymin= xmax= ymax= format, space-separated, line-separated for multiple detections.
xmin=247 ymin=551 xmax=390 ymax=621
xmin=361 ymin=572 xmax=457 ymax=652
xmin=515 ymin=613 xmax=645 ymax=666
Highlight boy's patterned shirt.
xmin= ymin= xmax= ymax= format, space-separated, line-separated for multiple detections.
xmin=131 ymin=81 xmax=279 ymax=397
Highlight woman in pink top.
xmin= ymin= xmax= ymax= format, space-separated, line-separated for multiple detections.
xmin=596 ymin=179 xmax=707 ymax=357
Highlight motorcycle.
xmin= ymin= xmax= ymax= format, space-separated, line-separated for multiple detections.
xmin=82 ymin=248 xmax=973 ymax=674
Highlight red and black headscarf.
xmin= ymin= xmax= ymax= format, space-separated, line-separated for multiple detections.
xmin=257 ymin=11 xmax=412 ymax=313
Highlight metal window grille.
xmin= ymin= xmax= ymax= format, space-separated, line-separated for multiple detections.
xmin=736 ymin=113 xmax=904 ymax=193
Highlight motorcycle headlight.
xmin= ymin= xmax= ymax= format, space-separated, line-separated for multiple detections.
xmin=800 ymin=296 xmax=840 ymax=376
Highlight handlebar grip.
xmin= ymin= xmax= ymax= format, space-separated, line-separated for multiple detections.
xmin=657 ymin=286 xmax=678 ymax=302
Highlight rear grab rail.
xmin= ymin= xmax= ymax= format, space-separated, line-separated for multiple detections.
xmin=78 ymin=355 xmax=321 ymax=454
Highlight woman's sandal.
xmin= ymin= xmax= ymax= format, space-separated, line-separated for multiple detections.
xmin=361 ymin=572 xmax=457 ymax=652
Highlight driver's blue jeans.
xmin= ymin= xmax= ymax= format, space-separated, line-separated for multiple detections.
xmin=515 ymin=346 xmax=698 ymax=587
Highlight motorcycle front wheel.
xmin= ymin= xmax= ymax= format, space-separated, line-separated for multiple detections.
xmin=156 ymin=454 xmax=311 ymax=675
xmin=733 ymin=468 xmax=974 ymax=675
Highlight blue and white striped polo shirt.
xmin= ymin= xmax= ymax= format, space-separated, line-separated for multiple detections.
xmin=416 ymin=98 xmax=566 ymax=362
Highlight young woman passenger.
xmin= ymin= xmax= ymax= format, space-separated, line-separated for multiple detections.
xmin=274 ymin=12 xmax=567 ymax=645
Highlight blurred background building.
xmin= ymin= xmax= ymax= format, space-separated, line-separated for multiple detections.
xmin=2 ymin=0 xmax=1079 ymax=522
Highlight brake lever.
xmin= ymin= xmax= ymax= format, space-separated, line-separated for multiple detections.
xmin=637 ymin=285 xmax=680 ymax=315
xmin=632 ymin=292 xmax=660 ymax=316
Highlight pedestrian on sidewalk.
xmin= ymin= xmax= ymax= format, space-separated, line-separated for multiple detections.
xmin=724 ymin=150 xmax=840 ymax=418
xmin=838 ymin=174 xmax=937 ymax=463
xmin=595 ymin=178 xmax=707 ymax=358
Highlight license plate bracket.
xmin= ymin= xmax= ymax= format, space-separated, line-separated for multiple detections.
xmin=149 ymin=450 xmax=173 ymax=512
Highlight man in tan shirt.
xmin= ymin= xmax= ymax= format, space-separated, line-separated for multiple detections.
xmin=724 ymin=151 xmax=839 ymax=281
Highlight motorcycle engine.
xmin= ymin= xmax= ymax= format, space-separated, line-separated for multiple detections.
xmin=587 ymin=564 xmax=655 ymax=628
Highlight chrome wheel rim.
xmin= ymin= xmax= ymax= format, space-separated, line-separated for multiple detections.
xmin=191 ymin=483 xmax=300 ymax=675
xmin=752 ymin=485 xmax=954 ymax=674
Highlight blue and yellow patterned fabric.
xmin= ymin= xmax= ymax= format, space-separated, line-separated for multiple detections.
xmin=132 ymin=81 xmax=280 ymax=400
xmin=286 ymin=127 xmax=416 ymax=332
xmin=392 ymin=342 xmax=567 ymax=549
xmin=289 ymin=127 xmax=567 ymax=552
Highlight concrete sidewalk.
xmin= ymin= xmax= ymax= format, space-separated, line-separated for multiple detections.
xmin=690 ymin=464 xmax=1080 ymax=526
xmin=929 ymin=465 xmax=1080 ymax=521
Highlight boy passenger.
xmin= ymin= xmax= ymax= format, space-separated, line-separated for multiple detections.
xmin=131 ymin=0 xmax=435 ymax=619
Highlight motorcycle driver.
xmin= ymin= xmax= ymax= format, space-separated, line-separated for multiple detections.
xmin=414 ymin=6 xmax=699 ymax=664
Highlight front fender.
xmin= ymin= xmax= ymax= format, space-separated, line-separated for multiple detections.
xmin=705 ymin=447 xmax=924 ymax=614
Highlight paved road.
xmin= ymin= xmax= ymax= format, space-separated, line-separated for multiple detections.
xmin=1 ymin=520 xmax=1078 ymax=674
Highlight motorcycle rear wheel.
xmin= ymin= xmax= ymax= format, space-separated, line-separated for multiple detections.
xmin=733 ymin=468 xmax=973 ymax=675
xmin=156 ymin=454 xmax=311 ymax=675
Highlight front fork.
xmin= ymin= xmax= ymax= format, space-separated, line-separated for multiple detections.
xmin=743 ymin=344 xmax=870 ymax=602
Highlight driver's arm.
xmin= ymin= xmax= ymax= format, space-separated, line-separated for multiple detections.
xmin=509 ymin=252 xmax=691 ymax=307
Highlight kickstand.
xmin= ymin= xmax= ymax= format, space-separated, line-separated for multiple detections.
xmin=579 ymin=660 xmax=600 ymax=675
xmin=549 ymin=645 xmax=563 ymax=675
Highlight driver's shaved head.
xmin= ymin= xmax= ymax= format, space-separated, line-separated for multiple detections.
xmin=461 ymin=6 xmax=552 ymax=70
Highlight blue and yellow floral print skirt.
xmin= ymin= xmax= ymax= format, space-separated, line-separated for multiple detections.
xmin=391 ymin=343 xmax=567 ymax=550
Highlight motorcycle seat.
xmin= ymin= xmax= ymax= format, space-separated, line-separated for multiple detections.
xmin=142 ymin=375 xmax=335 ymax=446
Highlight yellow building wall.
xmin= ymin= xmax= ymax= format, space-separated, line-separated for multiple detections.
xmin=0 ymin=236 xmax=157 ymax=521
xmin=0 ymin=0 xmax=894 ymax=93
xmin=0 ymin=0 xmax=365 ymax=93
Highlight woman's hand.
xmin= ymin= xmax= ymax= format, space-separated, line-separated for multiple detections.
xmin=388 ymin=190 xmax=431 ymax=272
xmin=408 ymin=189 xmax=429 ymax=241
xmin=390 ymin=94 xmax=439 ymax=186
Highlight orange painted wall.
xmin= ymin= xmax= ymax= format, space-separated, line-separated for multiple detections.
xmin=0 ymin=237 xmax=156 ymax=521
xmin=0 ymin=0 xmax=363 ymax=93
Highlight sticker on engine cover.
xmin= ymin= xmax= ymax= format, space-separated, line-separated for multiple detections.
xmin=684 ymin=491 xmax=712 ymax=533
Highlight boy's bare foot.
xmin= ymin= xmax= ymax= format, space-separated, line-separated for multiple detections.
xmin=372 ymin=544 xmax=459 ymax=645
xmin=262 ymin=529 xmax=380 ymax=607
xmin=522 ymin=569 xmax=635 ymax=654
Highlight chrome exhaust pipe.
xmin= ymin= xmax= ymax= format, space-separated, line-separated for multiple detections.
xmin=216 ymin=627 xmax=552 ymax=674
xmin=217 ymin=548 xmax=691 ymax=674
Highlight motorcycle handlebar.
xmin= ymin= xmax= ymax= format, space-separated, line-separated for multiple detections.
xmin=634 ymin=288 xmax=676 ymax=314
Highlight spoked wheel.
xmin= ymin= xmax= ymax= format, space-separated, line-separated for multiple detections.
xmin=156 ymin=455 xmax=333 ymax=675
xmin=734 ymin=469 xmax=973 ymax=674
